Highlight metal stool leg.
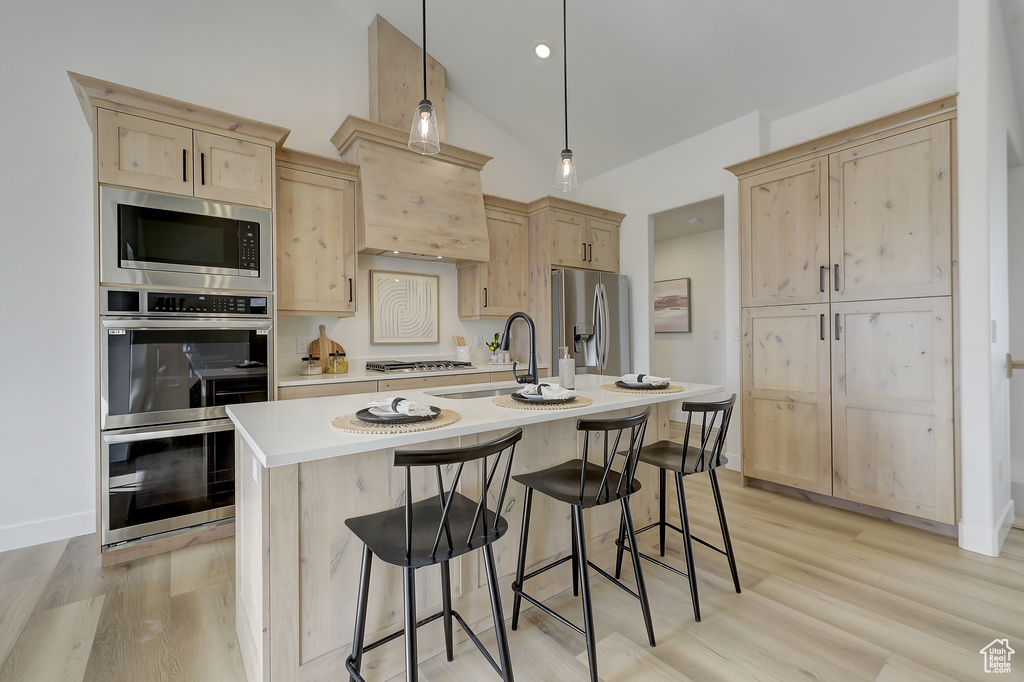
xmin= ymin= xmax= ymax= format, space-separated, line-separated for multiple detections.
xmin=347 ymin=545 xmax=373 ymax=682
xmin=571 ymin=506 xmax=599 ymax=682
xmin=613 ymin=512 xmax=626 ymax=580
xmin=709 ymin=469 xmax=741 ymax=593
xmin=621 ymin=498 xmax=656 ymax=647
xmin=659 ymin=468 xmax=667 ymax=556
xmin=483 ymin=543 xmax=515 ymax=682
xmin=403 ymin=566 xmax=418 ymax=682
xmin=571 ymin=515 xmax=580 ymax=596
xmin=511 ymin=486 xmax=534 ymax=630
xmin=440 ymin=560 xmax=454 ymax=661
xmin=675 ymin=471 xmax=700 ymax=622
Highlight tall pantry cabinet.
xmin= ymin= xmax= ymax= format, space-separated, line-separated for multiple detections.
xmin=729 ymin=97 xmax=957 ymax=525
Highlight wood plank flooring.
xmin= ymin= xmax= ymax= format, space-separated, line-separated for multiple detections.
xmin=1 ymin=468 xmax=1022 ymax=681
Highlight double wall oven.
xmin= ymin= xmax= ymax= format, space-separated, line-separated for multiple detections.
xmin=98 ymin=189 xmax=273 ymax=547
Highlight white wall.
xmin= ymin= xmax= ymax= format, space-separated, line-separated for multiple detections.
xmin=956 ymin=0 xmax=1021 ymax=555
xmin=0 ymin=0 xmax=547 ymax=551
xmin=651 ymin=229 xmax=727 ymax=417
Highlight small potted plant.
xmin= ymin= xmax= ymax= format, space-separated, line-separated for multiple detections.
xmin=486 ymin=333 xmax=501 ymax=364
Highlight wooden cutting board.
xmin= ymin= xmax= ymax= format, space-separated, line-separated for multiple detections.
xmin=308 ymin=324 xmax=345 ymax=360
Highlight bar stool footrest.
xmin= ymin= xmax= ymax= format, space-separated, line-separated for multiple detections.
xmin=345 ymin=608 xmax=508 ymax=681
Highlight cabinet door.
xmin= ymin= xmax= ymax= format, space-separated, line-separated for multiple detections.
xmin=276 ymin=167 xmax=356 ymax=315
xmin=97 ymin=109 xmax=192 ymax=196
xmin=482 ymin=208 xmax=529 ymax=316
xmin=739 ymin=158 xmax=829 ymax=307
xmin=194 ymin=131 xmax=273 ymax=208
xmin=830 ymin=122 xmax=952 ymax=302
xmin=742 ymin=305 xmax=832 ymax=494
xmin=831 ymin=297 xmax=954 ymax=522
xmin=586 ymin=218 xmax=619 ymax=273
xmin=550 ymin=211 xmax=587 ymax=267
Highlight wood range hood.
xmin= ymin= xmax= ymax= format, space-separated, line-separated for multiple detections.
xmin=331 ymin=116 xmax=492 ymax=262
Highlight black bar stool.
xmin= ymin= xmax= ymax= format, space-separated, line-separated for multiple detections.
xmin=615 ymin=394 xmax=740 ymax=622
xmin=510 ymin=408 xmax=654 ymax=682
xmin=344 ymin=428 xmax=523 ymax=682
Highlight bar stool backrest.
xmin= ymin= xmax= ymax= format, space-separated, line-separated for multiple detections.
xmin=576 ymin=406 xmax=652 ymax=506
xmin=393 ymin=428 xmax=523 ymax=560
xmin=679 ymin=394 xmax=736 ymax=472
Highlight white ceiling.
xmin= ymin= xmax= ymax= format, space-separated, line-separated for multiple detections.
xmin=653 ymin=197 xmax=724 ymax=242
xmin=340 ymin=1 xmax=959 ymax=180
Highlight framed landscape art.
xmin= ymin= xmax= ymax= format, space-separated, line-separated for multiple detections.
xmin=654 ymin=277 xmax=691 ymax=333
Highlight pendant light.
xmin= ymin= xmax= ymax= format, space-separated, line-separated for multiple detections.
xmin=408 ymin=0 xmax=441 ymax=155
xmin=553 ymin=0 xmax=578 ymax=191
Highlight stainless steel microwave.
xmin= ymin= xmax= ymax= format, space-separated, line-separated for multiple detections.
xmin=99 ymin=186 xmax=272 ymax=292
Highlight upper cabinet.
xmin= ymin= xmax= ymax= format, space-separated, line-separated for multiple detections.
xmin=97 ymin=109 xmax=274 ymax=209
xmin=829 ymin=122 xmax=952 ymax=302
xmin=738 ymin=119 xmax=952 ymax=308
xmin=276 ymin=149 xmax=358 ymax=317
xmin=457 ymin=197 xmax=529 ymax=320
xmin=71 ymin=72 xmax=288 ymax=210
xmin=531 ymin=196 xmax=624 ymax=274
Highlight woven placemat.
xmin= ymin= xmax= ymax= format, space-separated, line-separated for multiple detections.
xmin=329 ymin=409 xmax=461 ymax=434
xmin=601 ymin=383 xmax=686 ymax=395
xmin=492 ymin=395 xmax=593 ymax=410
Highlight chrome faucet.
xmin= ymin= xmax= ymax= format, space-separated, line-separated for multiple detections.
xmin=500 ymin=312 xmax=538 ymax=385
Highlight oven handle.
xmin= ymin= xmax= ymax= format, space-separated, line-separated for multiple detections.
xmin=101 ymin=317 xmax=273 ymax=331
xmin=102 ymin=419 xmax=235 ymax=443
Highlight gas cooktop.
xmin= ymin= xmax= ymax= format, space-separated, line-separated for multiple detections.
xmin=364 ymin=359 xmax=476 ymax=374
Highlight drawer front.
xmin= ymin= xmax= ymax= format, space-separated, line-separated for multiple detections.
xmin=278 ymin=381 xmax=378 ymax=400
xmin=377 ymin=374 xmax=490 ymax=392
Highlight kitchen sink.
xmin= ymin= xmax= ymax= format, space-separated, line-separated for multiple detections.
xmin=425 ymin=386 xmax=521 ymax=399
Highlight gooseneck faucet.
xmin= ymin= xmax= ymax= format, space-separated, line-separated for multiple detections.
xmin=500 ymin=312 xmax=538 ymax=385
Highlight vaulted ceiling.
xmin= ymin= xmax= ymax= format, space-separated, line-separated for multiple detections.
xmin=341 ymin=1 xmax=959 ymax=179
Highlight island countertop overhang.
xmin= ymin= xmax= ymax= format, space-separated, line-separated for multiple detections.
xmin=227 ymin=374 xmax=723 ymax=468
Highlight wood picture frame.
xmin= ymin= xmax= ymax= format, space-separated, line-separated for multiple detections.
xmin=369 ymin=270 xmax=440 ymax=344
xmin=654 ymin=277 xmax=691 ymax=333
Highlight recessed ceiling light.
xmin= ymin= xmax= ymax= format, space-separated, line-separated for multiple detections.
xmin=534 ymin=42 xmax=552 ymax=59
xmin=688 ymin=217 xmax=701 ymax=224
xmin=393 ymin=250 xmax=400 ymax=254
xmin=436 ymin=255 xmax=443 ymax=259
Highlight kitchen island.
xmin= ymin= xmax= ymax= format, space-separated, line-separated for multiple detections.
xmin=227 ymin=374 xmax=721 ymax=682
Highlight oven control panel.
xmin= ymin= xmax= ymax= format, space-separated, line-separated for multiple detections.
xmin=149 ymin=292 xmax=268 ymax=315
xmin=100 ymin=288 xmax=269 ymax=316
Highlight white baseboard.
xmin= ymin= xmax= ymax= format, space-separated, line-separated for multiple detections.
xmin=958 ymin=499 xmax=1016 ymax=557
xmin=0 ymin=511 xmax=94 ymax=553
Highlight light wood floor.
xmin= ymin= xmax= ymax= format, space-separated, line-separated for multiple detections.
xmin=1 ymin=469 xmax=1022 ymax=681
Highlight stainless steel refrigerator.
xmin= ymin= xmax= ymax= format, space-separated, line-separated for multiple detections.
xmin=552 ymin=269 xmax=631 ymax=377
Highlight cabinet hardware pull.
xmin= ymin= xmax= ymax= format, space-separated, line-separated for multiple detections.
xmin=484 ymin=287 xmax=488 ymax=307
xmin=348 ymin=278 xmax=353 ymax=303
xmin=834 ymin=263 xmax=840 ymax=292
xmin=182 ymin=149 xmax=187 ymax=182
xmin=820 ymin=313 xmax=825 ymax=341
xmin=588 ymin=243 xmax=592 ymax=263
xmin=820 ymin=265 xmax=828 ymax=293
xmin=581 ymin=243 xmax=586 ymax=262
xmin=835 ymin=313 xmax=841 ymax=341
xmin=200 ymin=152 xmax=206 ymax=185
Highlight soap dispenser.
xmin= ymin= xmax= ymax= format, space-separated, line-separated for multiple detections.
xmin=558 ymin=346 xmax=575 ymax=389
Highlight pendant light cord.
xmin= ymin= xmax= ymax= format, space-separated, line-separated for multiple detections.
xmin=422 ymin=0 xmax=428 ymax=100
xmin=562 ymin=0 xmax=569 ymax=151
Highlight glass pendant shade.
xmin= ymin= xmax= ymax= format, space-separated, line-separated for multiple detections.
xmin=553 ymin=149 xmax=578 ymax=192
xmin=408 ymin=99 xmax=440 ymax=155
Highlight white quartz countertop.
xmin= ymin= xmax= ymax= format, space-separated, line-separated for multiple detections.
xmin=228 ymin=374 xmax=722 ymax=468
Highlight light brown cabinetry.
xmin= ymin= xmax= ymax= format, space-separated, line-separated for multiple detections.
xmin=548 ymin=209 xmax=620 ymax=273
xmin=457 ymin=197 xmax=529 ymax=320
xmin=97 ymin=109 xmax=273 ymax=208
xmin=276 ymin=149 xmax=358 ymax=317
xmin=731 ymin=97 xmax=957 ymax=525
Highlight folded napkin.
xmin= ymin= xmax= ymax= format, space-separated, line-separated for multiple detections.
xmin=365 ymin=397 xmax=434 ymax=417
xmin=516 ymin=383 xmax=577 ymax=399
xmin=622 ymin=373 xmax=670 ymax=385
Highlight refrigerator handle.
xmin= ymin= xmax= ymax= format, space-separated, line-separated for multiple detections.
xmin=592 ymin=283 xmax=603 ymax=372
xmin=600 ymin=283 xmax=611 ymax=372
